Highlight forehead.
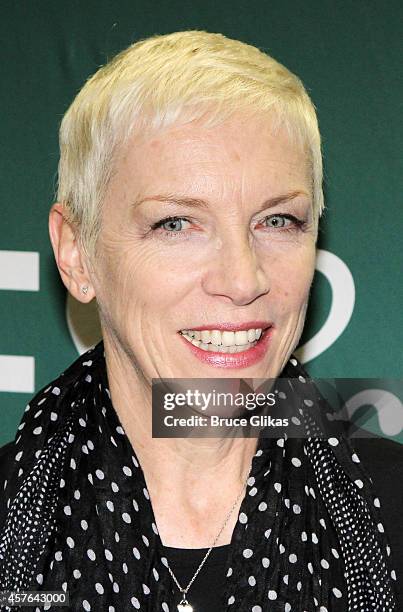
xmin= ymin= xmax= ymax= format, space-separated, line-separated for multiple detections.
xmin=110 ymin=112 xmax=311 ymax=204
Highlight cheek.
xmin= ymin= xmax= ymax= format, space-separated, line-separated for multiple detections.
xmin=91 ymin=239 xmax=145 ymax=322
xmin=94 ymin=236 xmax=191 ymax=321
xmin=270 ymin=247 xmax=315 ymax=313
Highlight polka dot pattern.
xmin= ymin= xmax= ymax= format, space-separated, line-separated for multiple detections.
xmin=0 ymin=342 xmax=398 ymax=610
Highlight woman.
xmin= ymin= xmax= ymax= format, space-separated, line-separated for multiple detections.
xmin=0 ymin=30 xmax=401 ymax=611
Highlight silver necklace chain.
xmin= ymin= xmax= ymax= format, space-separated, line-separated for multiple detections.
xmin=165 ymin=467 xmax=251 ymax=609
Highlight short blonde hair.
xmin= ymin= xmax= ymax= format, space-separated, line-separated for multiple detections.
xmin=57 ymin=30 xmax=324 ymax=258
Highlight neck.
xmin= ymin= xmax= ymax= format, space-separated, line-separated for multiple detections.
xmin=103 ymin=333 xmax=257 ymax=487
xmin=102 ymin=334 xmax=258 ymax=546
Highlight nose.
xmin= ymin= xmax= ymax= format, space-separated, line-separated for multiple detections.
xmin=201 ymin=232 xmax=270 ymax=306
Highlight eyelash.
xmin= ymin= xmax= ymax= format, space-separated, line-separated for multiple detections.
xmin=150 ymin=214 xmax=307 ymax=237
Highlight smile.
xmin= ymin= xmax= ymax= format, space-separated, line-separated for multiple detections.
xmin=178 ymin=322 xmax=273 ymax=369
xmin=179 ymin=328 xmax=263 ymax=353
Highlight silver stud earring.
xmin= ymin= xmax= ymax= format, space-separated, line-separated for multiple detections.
xmin=81 ymin=285 xmax=89 ymax=295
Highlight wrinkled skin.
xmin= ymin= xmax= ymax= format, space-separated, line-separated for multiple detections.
xmin=49 ymin=111 xmax=318 ymax=546
xmin=90 ymin=113 xmax=317 ymax=389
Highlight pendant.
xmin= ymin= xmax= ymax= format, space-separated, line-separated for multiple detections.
xmin=177 ymin=598 xmax=193 ymax=612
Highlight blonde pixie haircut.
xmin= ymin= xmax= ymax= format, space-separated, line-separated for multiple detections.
xmin=57 ymin=30 xmax=324 ymax=259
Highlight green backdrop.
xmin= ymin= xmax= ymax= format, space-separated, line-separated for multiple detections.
xmin=1 ymin=1 xmax=402 ymax=446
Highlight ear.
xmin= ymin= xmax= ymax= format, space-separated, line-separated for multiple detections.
xmin=48 ymin=203 xmax=95 ymax=303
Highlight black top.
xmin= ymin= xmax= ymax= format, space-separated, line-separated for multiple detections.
xmin=163 ymin=543 xmax=229 ymax=611
xmin=1 ymin=433 xmax=402 ymax=607
xmin=2 ymin=342 xmax=401 ymax=610
xmin=164 ymin=432 xmax=403 ymax=611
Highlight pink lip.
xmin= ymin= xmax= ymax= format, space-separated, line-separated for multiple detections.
xmin=178 ymin=326 xmax=274 ymax=369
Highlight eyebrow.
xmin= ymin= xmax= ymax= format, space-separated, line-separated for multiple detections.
xmin=132 ymin=190 xmax=310 ymax=212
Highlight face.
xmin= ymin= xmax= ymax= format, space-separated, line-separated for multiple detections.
xmin=90 ymin=112 xmax=317 ymax=384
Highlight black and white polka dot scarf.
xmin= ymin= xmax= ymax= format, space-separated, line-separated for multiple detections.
xmin=0 ymin=341 xmax=398 ymax=611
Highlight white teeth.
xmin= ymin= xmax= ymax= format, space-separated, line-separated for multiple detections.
xmin=181 ymin=326 xmax=265 ymax=353
xmin=248 ymin=329 xmax=256 ymax=342
xmin=222 ymin=331 xmax=235 ymax=347
xmin=209 ymin=342 xmax=258 ymax=354
xmin=210 ymin=330 xmax=222 ymax=345
xmin=239 ymin=344 xmax=251 ymax=351
xmin=235 ymin=331 xmax=248 ymax=345
xmin=201 ymin=330 xmax=211 ymax=344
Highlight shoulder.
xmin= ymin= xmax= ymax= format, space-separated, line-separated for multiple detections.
xmin=0 ymin=342 xmax=105 ymax=532
xmin=0 ymin=440 xmax=16 ymax=531
xmin=351 ymin=432 xmax=403 ymax=525
xmin=352 ymin=431 xmax=403 ymax=484
xmin=351 ymin=431 xmax=403 ymax=603
xmin=0 ymin=440 xmax=15 ymax=483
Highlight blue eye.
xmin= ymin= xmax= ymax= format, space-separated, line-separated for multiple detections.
xmin=151 ymin=216 xmax=189 ymax=233
xmin=161 ymin=218 xmax=184 ymax=232
xmin=261 ymin=214 xmax=305 ymax=230
xmin=149 ymin=213 xmax=306 ymax=239
xmin=266 ymin=215 xmax=288 ymax=227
